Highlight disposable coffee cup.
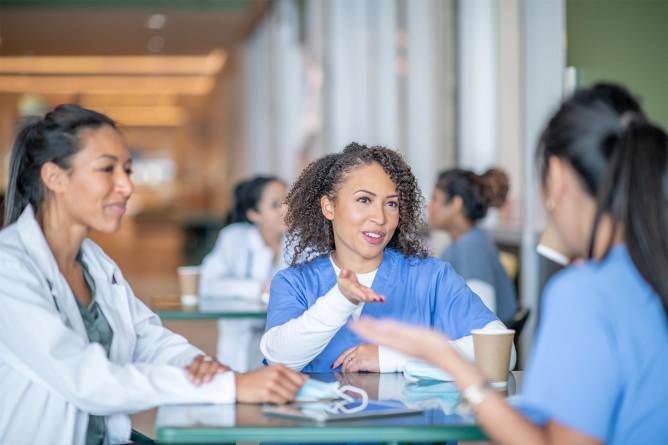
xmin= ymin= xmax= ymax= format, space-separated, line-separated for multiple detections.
xmin=471 ymin=328 xmax=515 ymax=386
xmin=177 ymin=266 xmax=200 ymax=306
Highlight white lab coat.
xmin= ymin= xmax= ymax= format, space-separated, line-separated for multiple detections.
xmin=0 ymin=206 xmax=236 ymax=445
xmin=199 ymin=223 xmax=286 ymax=372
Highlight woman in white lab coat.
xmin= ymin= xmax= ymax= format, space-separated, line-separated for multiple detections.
xmin=0 ymin=105 xmax=305 ymax=445
xmin=199 ymin=176 xmax=287 ymax=372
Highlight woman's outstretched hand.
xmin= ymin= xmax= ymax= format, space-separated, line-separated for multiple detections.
xmin=337 ymin=269 xmax=386 ymax=304
xmin=349 ymin=317 xmax=453 ymax=365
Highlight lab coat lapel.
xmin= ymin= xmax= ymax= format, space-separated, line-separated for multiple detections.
xmin=15 ymin=205 xmax=87 ymax=339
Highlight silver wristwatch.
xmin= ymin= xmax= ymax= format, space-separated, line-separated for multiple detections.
xmin=461 ymin=381 xmax=492 ymax=407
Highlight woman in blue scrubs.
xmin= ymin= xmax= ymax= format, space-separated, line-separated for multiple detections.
xmin=260 ymin=142 xmax=507 ymax=373
xmin=352 ymin=83 xmax=668 ymax=444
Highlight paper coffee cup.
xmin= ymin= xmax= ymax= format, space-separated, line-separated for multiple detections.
xmin=471 ymin=328 xmax=515 ymax=385
xmin=177 ymin=266 xmax=200 ymax=306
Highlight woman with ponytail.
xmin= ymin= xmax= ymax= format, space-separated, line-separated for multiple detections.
xmin=0 ymin=105 xmax=305 ymax=445
xmin=199 ymin=175 xmax=288 ymax=372
xmin=352 ymin=83 xmax=668 ymax=444
xmin=428 ymin=168 xmax=518 ymax=324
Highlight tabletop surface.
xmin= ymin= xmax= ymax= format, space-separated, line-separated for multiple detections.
xmin=155 ymin=372 xmax=522 ymax=443
xmin=152 ymin=295 xmax=268 ymax=320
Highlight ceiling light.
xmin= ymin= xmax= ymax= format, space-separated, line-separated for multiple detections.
xmin=0 ymin=75 xmax=215 ymax=95
xmin=0 ymin=51 xmax=226 ymax=75
xmin=146 ymin=14 xmax=167 ymax=30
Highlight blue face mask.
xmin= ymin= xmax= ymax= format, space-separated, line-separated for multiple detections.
xmin=295 ymin=378 xmax=368 ymax=404
xmin=295 ymin=379 xmax=342 ymax=401
xmin=294 ymin=379 xmax=369 ymax=421
xmin=403 ymin=359 xmax=453 ymax=382
xmin=403 ymin=379 xmax=460 ymax=414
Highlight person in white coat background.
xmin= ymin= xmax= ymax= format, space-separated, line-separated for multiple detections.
xmin=199 ymin=175 xmax=287 ymax=372
xmin=0 ymin=104 xmax=306 ymax=445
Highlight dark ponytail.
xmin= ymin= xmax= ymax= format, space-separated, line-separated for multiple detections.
xmin=434 ymin=167 xmax=509 ymax=223
xmin=226 ymin=175 xmax=283 ymax=225
xmin=593 ymin=117 xmax=668 ymax=316
xmin=3 ymin=104 xmax=115 ymax=227
xmin=5 ymin=119 xmax=42 ymax=226
xmin=538 ymin=83 xmax=668 ymax=319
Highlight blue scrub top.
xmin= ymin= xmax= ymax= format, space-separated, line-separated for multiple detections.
xmin=521 ymin=245 xmax=668 ymax=444
xmin=265 ymin=248 xmax=497 ymax=372
xmin=441 ymin=227 xmax=518 ymax=324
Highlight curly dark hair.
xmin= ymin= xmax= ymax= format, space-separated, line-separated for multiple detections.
xmin=285 ymin=142 xmax=429 ymax=264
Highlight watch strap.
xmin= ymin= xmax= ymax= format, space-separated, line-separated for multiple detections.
xmin=461 ymin=381 xmax=492 ymax=407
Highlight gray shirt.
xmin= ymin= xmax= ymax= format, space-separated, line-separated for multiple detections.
xmin=441 ymin=227 xmax=518 ymax=324
xmin=75 ymin=257 xmax=114 ymax=445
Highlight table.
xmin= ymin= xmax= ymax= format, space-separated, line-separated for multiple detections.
xmin=155 ymin=372 xmax=522 ymax=443
xmin=152 ymin=295 xmax=268 ymax=320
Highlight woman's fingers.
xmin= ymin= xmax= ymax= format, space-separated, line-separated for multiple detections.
xmin=275 ymin=365 xmax=308 ymax=390
xmin=268 ymin=380 xmax=299 ymax=403
xmin=351 ymin=318 xmax=419 ymax=354
xmin=343 ymin=355 xmax=356 ymax=373
xmin=337 ymin=278 xmax=365 ymax=302
xmin=350 ymin=318 xmax=450 ymax=362
xmin=338 ymin=275 xmax=386 ymax=304
xmin=340 ymin=344 xmax=379 ymax=372
xmin=201 ymin=360 xmax=220 ymax=384
xmin=350 ymin=318 xmax=401 ymax=344
xmin=338 ymin=269 xmax=377 ymax=303
xmin=235 ymin=366 xmax=279 ymax=403
xmin=194 ymin=359 xmax=213 ymax=385
xmin=332 ymin=346 xmax=357 ymax=369
xmin=186 ymin=355 xmax=204 ymax=383
xmin=186 ymin=355 xmax=230 ymax=385
xmin=265 ymin=366 xmax=307 ymax=404
xmin=356 ymin=284 xmax=385 ymax=302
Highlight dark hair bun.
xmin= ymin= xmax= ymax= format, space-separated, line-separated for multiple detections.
xmin=478 ymin=168 xmax=509 ymax=208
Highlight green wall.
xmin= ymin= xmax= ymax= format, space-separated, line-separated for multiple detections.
xmin=566 ymin=0 xmax=668 ymax=129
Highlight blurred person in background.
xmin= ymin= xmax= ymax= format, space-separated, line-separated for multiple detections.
xmin=199 ymin=175 xmax=288 ymax=372
xmin=0 ymin=105 xmax=305 ymax=445
xmin=353 ymin=83 xmax=668 ymax=445
xmin=428 ymin=168 xmax=518 ymax=324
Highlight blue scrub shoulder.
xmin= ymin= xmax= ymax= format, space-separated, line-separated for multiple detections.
xmin=271 ymin=248 xmax=445 ymax=299
xmin=522 ymin=245 xmax=668 ymax=444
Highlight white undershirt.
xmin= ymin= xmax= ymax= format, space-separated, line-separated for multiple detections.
xmin=260 ymin=256 xmax=515 ymax=372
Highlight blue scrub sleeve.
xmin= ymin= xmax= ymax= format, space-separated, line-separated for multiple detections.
xmin=433 ymin=263 xmax=498 ymax=339
xmin=521 ymin=269 xmax=621 ymax=440
xmin=264 ymin=270 xmax=308 ymax=332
